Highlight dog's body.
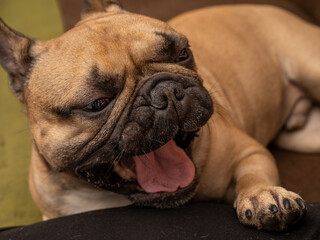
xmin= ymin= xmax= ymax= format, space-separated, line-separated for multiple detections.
xmin=0 ymin=1 xmax=318 ymax=231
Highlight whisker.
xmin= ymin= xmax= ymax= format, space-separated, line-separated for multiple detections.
xmin=148 ymin=137 xmax=164 ymax=145
xmin=12 ymin=127 xmax=37 ymax=135
xmin=97 ymin=149 xmax=124 ymax=186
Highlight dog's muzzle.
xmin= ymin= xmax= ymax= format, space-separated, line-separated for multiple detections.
xmin=75 ymin=72 xmax=213 ymax=207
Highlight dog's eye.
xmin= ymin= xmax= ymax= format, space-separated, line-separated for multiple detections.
xmin=84 ymin=98 xmax=110 ymax=112
xmin=176 ymin=48 xmax=190 ymax=62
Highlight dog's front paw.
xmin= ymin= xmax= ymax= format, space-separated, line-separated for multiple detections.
xmin=235 ymin=186 xmax=307 ymax=231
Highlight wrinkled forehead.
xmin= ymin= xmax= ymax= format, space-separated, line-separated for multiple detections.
xmin=32 ymin=12 xmax=186 ymax=81
xmin=27 ymin=12 xmax=187 ymax=106
xmin=49 ymin=13 xmax=182 ymax=66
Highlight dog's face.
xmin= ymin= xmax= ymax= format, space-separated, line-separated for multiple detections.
xmin=0 ymin=1 xmax=213 ymax=207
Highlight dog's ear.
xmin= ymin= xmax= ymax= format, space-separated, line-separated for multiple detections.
xmin=0 ymin=18 xmax=36 ymax=103
xmin=81 ymin=0 xmax=123 ymax=19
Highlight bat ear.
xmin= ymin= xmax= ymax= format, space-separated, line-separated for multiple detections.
xmin=81 ymin=0 xmax=123 ymax=19
xmin=0 ymin=18 xmax=36 ymax=103
xmin=102 ymin=0 xmax=123 ymax=12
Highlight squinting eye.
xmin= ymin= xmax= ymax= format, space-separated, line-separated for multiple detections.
xmin=176 ymin=48 xmax=190 ymax=62
xmin=84 ymin=98 xmax=110 ymax=112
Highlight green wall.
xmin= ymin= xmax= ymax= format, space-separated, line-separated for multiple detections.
xmin=0 ymin=0 xmax=63 ymax=227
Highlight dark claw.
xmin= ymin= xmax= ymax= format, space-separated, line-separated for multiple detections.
xmin=283 ymin=198 xmax=291 ymax=209
xmin=295 ymin=198 xmax=306 ymax=209
xmin=245 ymin=209 xmax=252 ymax=220
xmin=269 ymin=204 xmax=278 ymax=213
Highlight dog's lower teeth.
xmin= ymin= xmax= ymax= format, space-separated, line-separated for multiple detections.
xmin=113 ymin=162 xmax=134 ymax=181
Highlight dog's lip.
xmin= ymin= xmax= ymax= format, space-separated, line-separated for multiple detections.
xmin=128 ymin=176 xmax=198 ymax=208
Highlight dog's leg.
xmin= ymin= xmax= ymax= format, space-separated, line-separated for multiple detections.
xmin=275 ymin=106 xmax=320 ymax=153
xmin=267 ymin=10 xmax=320 ymax=153
xmin=232 ymin=132 xmax=307 ymax=231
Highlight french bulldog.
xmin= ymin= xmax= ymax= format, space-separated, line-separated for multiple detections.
xmin=1 ymin=0 xmax=319 ymax=231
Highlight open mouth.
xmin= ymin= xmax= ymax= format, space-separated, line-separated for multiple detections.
xmin=78 ymin=130 xmax=198 ymax=207
xmin=114 ymin=138 xmax=195 ymax=193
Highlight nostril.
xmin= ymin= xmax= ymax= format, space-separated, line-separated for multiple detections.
xmin=150 ymin=90 xmax=168 ymax=109
xmin=174 ymin=87 xmax=184 ymax=100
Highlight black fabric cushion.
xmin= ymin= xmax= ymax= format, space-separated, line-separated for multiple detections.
xmin=1 ymin=202 xmax=320 ymax=240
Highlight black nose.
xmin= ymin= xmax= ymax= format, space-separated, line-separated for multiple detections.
xmin=150 ymin=81 xmax=185 ymax=109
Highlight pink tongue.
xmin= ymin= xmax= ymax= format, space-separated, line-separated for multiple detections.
xmin=132 ymin=140 xmax=195 ymax=193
